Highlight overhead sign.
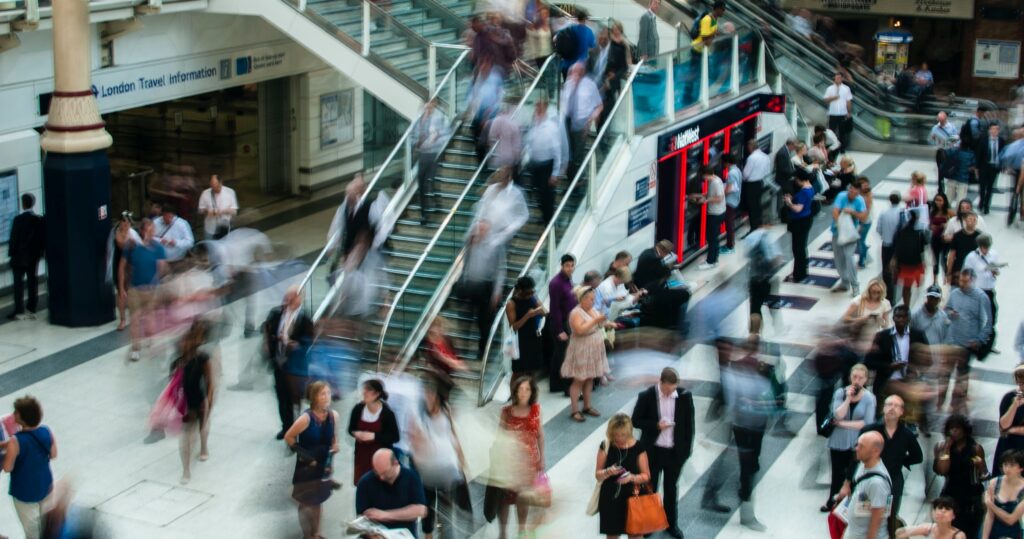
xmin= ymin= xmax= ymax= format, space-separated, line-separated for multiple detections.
xmin=658 ymin=93 xmax=785 ymax=156
xmin=783 ymin=0 xmax=973 ymax=19
xmin=974 ymin=39 xmax=1021 ymax=80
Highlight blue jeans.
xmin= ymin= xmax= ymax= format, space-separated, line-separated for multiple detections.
xmin=857 ymin=222 xmax=871 ymax=266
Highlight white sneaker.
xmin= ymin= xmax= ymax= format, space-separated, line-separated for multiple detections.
xmin=129 ymin=350 xmax=141 ymax=362
xmin=698 ymin=262 xmax=718 ymax=270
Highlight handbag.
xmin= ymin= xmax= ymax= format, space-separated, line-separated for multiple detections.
xmin=519 ymin=472 xmax=552 ymax=508
xmin=836 ymin=213 xmax=859 ymax=245
xmin=502 ymin=325 xmax=520 ymax=361
xmin=625 ymin=483 xmax=669 ymax=535
xmin=585 ymin=479 xmax=602 ymax=516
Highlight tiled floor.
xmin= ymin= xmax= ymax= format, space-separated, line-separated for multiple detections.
xmin=0 ymin=151 xmax=1022 ymax=538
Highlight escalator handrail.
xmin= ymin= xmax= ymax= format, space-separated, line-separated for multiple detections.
xmin=475 ymin=59 xmax=649 ymax=405
xmin=298 ymin=48 xmax=471 ymax=297
xmin=375 ymin=53 xmax=560 ymax=370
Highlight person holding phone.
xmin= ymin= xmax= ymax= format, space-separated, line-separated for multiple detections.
xmin=594 ymin=413 xmax=651 ymax=539
xmin=822 ymin=364 xmax=876 ymax=512
xmin=993 ymin=366 xmax=1024 ymax=473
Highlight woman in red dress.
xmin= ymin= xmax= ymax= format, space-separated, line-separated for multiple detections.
xmin=497 ymin=375 xmax=546 ymax=539
xmin=346 ymin=379 xmax=400 ymax=485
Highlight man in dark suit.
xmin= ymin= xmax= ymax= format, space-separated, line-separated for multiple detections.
xmin=974 ymin=123 xmax=1006 ymax=214
xmin=865 ymin=305 xmax=928 ymax=400
xmin=8 ymin=193 xmax=45 ymax=320
xmin=328 ymin=174 xmax=374 ymax=278
xmin=264 ymin=286 xmax=314 ymax=439
xmin=773 ymin=138 xmax=797 ymax=194
xmin=631 ymin=367 xmax=694 ymax=539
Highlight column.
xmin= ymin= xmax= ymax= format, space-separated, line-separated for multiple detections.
xmin=40 ymin=0 xmax=115 ymax=326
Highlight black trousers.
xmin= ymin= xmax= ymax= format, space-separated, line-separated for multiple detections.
xmin=650 ymin=446 xmax=685 ymax=526
xmin=734 ymin=427 xmax=765 ymax=501
xmin=788 ymin=217 xmax=812 ymax=281
xmin=273 ymin=366 xmax=294 ymax=431
xmin=527 ymin=159 xmax=555 ymax=225
xmin=881 ymin=244 xmax=896 ymax=304
xmin=742 ymin=181 xmax=764 ymax=230
xmin=549 ymin=337 xmax=569 ymax=393
xmin=828 ymin=115 xmax=851 ymax=154
xmin=979 ymin=166 xmax=999 ymax=212
xmin=828 ymin=449 xmax=855 ymax=501
xmin=11 ymin=261 xmax=39 ymax=314
xmin=417 ymin=151 xmax=439 ymax=216
xmin=466 ymin=280 xmax=497 ymax=359
xmin=568 ymin=126 xmax=588 ymax=181
xmin=935 ymin=149 xmax=947 ymax=194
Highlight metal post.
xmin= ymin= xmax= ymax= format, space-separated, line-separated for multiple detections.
xmin=298 ymin=0 xmax=306 ymax=10
xmin=730 ymin=34 xmax=740 ymax=96
xmin=626 ymin=82 xmax=636 ymax=138
xmin=546 ymin=232 xmax=557 ymax=282
xmin=448 ymin=78 xmax=457 ymax=121
xmin=587 ymin=152 xmax=598 ymax=206
xmin=427 ymin=44 xmax=437 ymax=94
xmin=403 ymin=141 xmax=413 ymax=185
xmin=663 ymin=54 xmax=674 ymax=121
xmin=756 ymin=37 xmax=767 ymax=86
xmin=26 ymin=0 xmax=39 ymax=23
xmin=699 ymin=46 xmax=710 ymax=108
xmin=362 ymin=1 xmax=371 ymax=56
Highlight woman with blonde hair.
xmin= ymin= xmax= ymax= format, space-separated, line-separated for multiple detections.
xmin=561 ymin=286 xmax=609 ymax=422
xmin=906 ymin=171 xmax=929 ymax=208
xmin=842 ymin=277 xmax=892 ymax=336
xmin=595 ymin=413 xmax=651 ymax=539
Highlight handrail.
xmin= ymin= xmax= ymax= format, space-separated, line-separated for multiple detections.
xmin=297 ymin=48 xmax=471 ymax=298
xmin=377 ymin=53 xmax=559 ymax=372
xmin=476 ymin=59 xmax=648 ymax=405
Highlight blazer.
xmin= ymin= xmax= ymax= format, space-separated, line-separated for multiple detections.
xmin=631 ymin=385 xmax=695 ymax=461
xmin=263 ymin=305 xmax=314 ymax=368
xmin=975 ymin=135 xmax=1007 ymax=170
xmin=637 ymin=10 xmax=659 ymax=60
xmin=864 ymin=327 xmax=928 ymax=396
xmin=774 ymin=146 xmax=796 ymax=188
xmin=8 ymin=212 xmax=44 ymax=267
xmin=347 ymin=401 xmax=401 ymax=449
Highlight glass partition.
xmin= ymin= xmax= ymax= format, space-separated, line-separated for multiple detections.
xmin=634 ymin=61 xmax=668 ymax=129
xmin=672 ymin=48 xmax=700 ymax=114
xmin=708 ymin=37 xmax=734 ymax=99
xmin=738 ymin=29 xmax=757 ymax=88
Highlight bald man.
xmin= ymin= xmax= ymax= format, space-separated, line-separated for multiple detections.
xmin=356 ymin=449 xmax=427 ymax=537
xmin=837 ymin=431 xmax=892 ymax=539
xmin=860 ymin=395 xmax=922 ymax=519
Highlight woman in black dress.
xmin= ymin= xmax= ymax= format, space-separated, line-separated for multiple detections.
xmin=177 ymin=319 xmax=215 ymax=485
xmin=934 ymin=414 xmax=987 ymax=539
xmin=595 ymin=413 xmax=651 ymax=539
xmin=994 ymin=366 xmax=1024 ymax=472
xmin=506 ymin=276 xmax=546 ymax=375
xmin=285 ymin=381 xmax=339 ymax=539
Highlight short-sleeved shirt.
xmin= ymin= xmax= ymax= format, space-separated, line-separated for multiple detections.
xmin=127 ymin=242 xmax=167 ymax=288
xmin=706 ymin=175 xmax=726 ymax=215
xmin=725 ymin=165 xmax=742 ymax=208
xmin=355 ymin=466 xmax=427 ymax=537
xmin=831 ymin=192 xmax=866 ymax=234
xmin=790 ymin=186 xmax=814 ymax=219
xmin=824 ymin=83 xmax=853 ymax=116
xmin=691 ymin=14 xmax=717 ymax=52
xmin=949 ymin=230 xmax=980 ymax=273
xmin=842 ymin=462 xmax=892 ymax=539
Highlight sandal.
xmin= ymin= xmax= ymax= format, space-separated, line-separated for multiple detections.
xmin=583 ymin=408 xmax=601 ymax=417
xmin=570 ymin=411 xmax=585 ymax=422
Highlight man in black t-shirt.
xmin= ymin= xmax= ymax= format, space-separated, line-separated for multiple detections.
xmin=945 ymin=212 xmax=981 ymax=287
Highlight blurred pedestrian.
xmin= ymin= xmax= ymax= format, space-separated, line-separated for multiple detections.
xmin=523 ymin=5 xmax=552 ymax=70
xmin=928 ymin=193 xmax=954 ymax=285
xmin=745 ymin=223 xmax=781 ymax=335
xmin=929 ymin=112 xmax=959 ymax=194
xmin=561 ymin=286 xmax=608 ymax=422
xmin=723 ymin=153 xmax=743 ymax=253
xmin=593 ymin=413 xmax=651 ymax=538
xmin=327 ymin=174 xmax=373 ymax=278
xmin=943 ymin=140 xmax=976 ymax=205
xmin=496 ymin=375 xmax=546 ymax=539
xmin=284 ymin=381 xmax=339 ymax=539
xmin=856 ymin=177 xmax=874 ymax=269
xmin=197 ymin=174 xmax=237 ymax=240
xmin=876 ymin=191 xmax=904 ymax=304
xmin=176 ymin=320 xmax=216 ymax=485
xmin=2 ymin=396 xmax=55 ymax=539
xmin=892 ymin=210 xmax=928 ymax=308
xmin=942 ymin=269 xmax=991 ymax=413
xmin=120 ymin=218 xmax=168 ymax=362
xmin=962 ymin=233 xmax=999 ymax=328
xmin=934 ymin=414 xmax=986 ymax=538
xmin=488 ymin=103 xmax=523 ymax=179
xmin=411 ymin=99 xmax=449 ymax=223
xmin=831 ymin=181 xmax=868 ymax=296
xmin=631 ymin=367 xmax=693 ymax=539
xmin=561 ymin=62 xmax=603 ymax=180
xmin=522 ymin=99 xmax=568 ymax=225
xmin=7 ymin=194 xmax=44 ymax=321
xmin=110 ymin=213 xmax=140 ymax=331
xmin=348 ymin=379 xmax=400 ymax=487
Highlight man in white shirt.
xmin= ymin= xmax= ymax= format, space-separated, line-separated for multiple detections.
xmin=823 ymin=72 xmax=853 ymax=153
xmin=523 ymin=99 xmax=568 ymax=225
xmin=197 ymin=175 xmax=238 ymax=240
xmin=700 ymin=166 xmax=727 ymax=269
xmin=411 ymin=98 xmax=450 ymax=222
xmin=962 ymin=233 xmax=999 ymax=329
xmin=561 ymin=62 xmax=603 ymax=179
xmin=930 ymin=112 xmax=959 ymax=193
xmin=152 ymin=201 xmax=195 ymax=262
xmin=742 ymin=139 xmax=772 ymax=230
xmin=586 ymin=28 xmax=611 ymax=83
xmin=595 ymin=266 xmax=643 ymax=320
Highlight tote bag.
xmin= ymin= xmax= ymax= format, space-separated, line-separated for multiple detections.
xmin=625 ymin=484 xmax=669 ymax=535
xmin=836 ymin=213 xmax=859 ymax=245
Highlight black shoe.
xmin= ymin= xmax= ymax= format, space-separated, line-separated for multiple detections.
xmin=5 ymin=313 xmax=17 ymax=321
xmin=329 ymin=479 xmax=343 ymax=491
xmin=664 ymin=528 xmax=684 ymax=539
xmin=243 ymin=326 xmax=258 ymax=338
xmin=275 ymin=429 xmax=286 ymax=440
xmin=820 ymin=499 xmax=835 ymax=513
xmin=702 ymin=499 xmax=730 ymax=513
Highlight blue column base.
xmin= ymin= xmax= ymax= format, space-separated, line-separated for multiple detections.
xmin=43 ymin=150 xmax=115 ymax=327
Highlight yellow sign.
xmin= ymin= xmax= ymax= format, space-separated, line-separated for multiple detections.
xmin=783 ymin=0 xmax=974 ymax=19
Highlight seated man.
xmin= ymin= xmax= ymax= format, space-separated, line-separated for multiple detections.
xmin=356 ymin=449 xmax=428 ymax=537
xmin=634 ymin=240 xmax=691 ymax=330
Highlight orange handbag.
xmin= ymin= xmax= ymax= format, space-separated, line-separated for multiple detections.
xmin=625 ymin=483 xmax=669 ymax=536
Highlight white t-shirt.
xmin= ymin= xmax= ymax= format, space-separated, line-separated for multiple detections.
xmin=824 ymin=83 xmax=853 ymax=116
xmin=963 ymin=249 xmax=999 ymax=291
xmin=706 ymin=175 xmax=726 ymax=215
xmin=198 ymin=186 xmax=239 ymax=236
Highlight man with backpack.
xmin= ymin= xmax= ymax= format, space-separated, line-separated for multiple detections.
xmin=942 ymin=138 xmax=977 ymax=206
xmin=833 ymin=431 xmax=892 ymax=539
xmin=555 ymin=9 xmax=595 ymax=78
xmin=745 ymin=223 xmax=781 ymax=335
xmin=682 ymin=1 xmax=725 ymax=103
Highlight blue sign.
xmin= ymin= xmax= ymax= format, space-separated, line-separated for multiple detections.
xmin=628 ymin=198 xmax=656 ymax=236
xmin=635 ymin=176 xmax=649 ymax=201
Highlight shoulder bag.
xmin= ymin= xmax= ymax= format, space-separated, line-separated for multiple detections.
xmin=837 ymin=213 xmax=859 ymax=245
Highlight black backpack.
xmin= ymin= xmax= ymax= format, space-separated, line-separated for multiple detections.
xmin=940 ymin=148 xmax=960 ymax=180
xmin=554 ymin=25 xmax=579 ymax=59
xmin=959 ymin=117 xmax=979 ymax=149
xmin=689 ymin=12 xmax=711 ymax=39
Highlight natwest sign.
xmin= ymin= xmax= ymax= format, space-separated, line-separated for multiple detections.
xmin=783 ymin=0 xmax=973 ymax=19
xmin=669 ymin=127 xmax=700 ymax=152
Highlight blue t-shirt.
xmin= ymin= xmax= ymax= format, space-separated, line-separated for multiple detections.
xmin=562 ymin=23 xmax=596 ymax=68
xmin=10 ymin=427 xmax=53 ymax=503
xmin=790 ymin=186 xmax=814 ymax=219
xmin=128 ymin=242 xmax=166 ymax=287
xmin=725 ymin=165 xmax=743 ymax=208
xmin=356 ymin=465 xmax=428 ymax=537
xmin=832 ymin=191 xmax=866 ymax=233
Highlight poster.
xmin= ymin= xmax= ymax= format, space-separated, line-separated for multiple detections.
xmin=320 ymin=89 xmax=355 ymax=148
xmin=974 ymin=39 xmax=1021 ymax=80
xmin=0 ymin=171 xmax=18 ymax=244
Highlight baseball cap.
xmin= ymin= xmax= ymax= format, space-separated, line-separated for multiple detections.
xmin=926 ymin=285 xmax=942 ymax=298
